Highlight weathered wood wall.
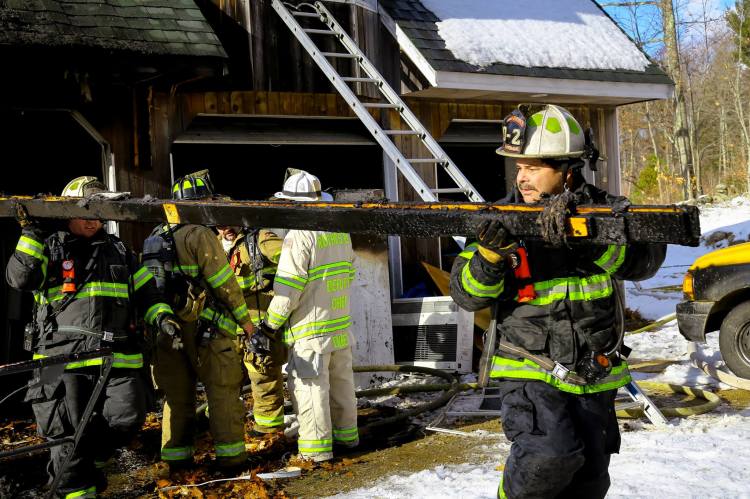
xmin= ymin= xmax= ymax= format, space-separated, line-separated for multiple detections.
xmin=160 ymin=89 xmax=616 ymax=290
xmin=202 ymin=0 xmax=399 ymax=93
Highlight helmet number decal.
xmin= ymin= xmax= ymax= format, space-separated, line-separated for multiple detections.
xmin=510 ymin=128 xmax=522 ymax=146
xmin=501 ymin=109 xmax=527 ymax=155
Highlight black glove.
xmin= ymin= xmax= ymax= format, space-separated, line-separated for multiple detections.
xmin=576 ymin=351 xmax=612 ymax=383
xmin=611 ymin=197 xmax=631 ymax=215
xmin=245 ymin=321 xmax=275 ymax=356
xmin=476 ymin=219 xmax=510 ymax=252
xmin=14 ymin=202 xmax=34 ymax=229
xmin=157 ymin=314 xmax=184 ymax=350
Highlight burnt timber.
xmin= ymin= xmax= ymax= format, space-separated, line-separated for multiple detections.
xmin=0 ymin=196 xmax=700 ymax=246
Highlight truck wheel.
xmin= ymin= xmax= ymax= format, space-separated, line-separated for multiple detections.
xmin=719 ymin=301 xmax=750 ymax=379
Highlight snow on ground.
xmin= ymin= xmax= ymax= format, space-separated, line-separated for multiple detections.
xmin=626 ymin=196 xmax=750 ymax=320
xmin=335 ymin=198 xmax=750 ymax=499
xmin=420 ymin=0 xmax=650 ymax=71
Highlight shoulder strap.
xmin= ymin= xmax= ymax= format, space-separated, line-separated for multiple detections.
xmin=46 ymin=243 xmax=102 ymax=322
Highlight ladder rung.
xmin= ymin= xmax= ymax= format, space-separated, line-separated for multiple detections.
xmin=363 ymin=103 xmax=401 ymax=109
xmin=408 ymin=158 xmax=445 ymax=164
xmin=432 ymin=188 xmax=467 ymax=194
xmin=321 ymin=52 xmax=357 ymax=58
xmin=341 ymin=77 xmax=378 ymax=83
xmin=292 ymin=11 xmax=320 ymax=18
xmin=384 ymin=130 xmax=420 ymax=135
xmin=304 ymin=28 xmax=337 ymax=35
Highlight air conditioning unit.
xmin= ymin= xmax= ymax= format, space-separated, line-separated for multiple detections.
xmin=391 ymin=296 xmax=474 ymax=373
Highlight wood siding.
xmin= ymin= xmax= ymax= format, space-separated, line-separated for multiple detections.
xmin=161 ymin=89 xmax=617 ymax=289
xmin=203 ymin=0 xmax=400 ymax=93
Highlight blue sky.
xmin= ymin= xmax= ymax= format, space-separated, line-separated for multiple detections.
xmin=600 ymin=0 xmax=735 ymax=54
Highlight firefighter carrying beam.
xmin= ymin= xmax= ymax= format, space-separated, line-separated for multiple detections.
xmin=5 ymin=176 xmax=178 ymax=498
xmin=449 ymin=105 xmax=667 ymax=499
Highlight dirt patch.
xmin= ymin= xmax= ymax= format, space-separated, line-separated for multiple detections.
xmin=624 ymin=308 xmax=652 ymax=332
xmin=282 ymin=418 xmax=505 ymax=498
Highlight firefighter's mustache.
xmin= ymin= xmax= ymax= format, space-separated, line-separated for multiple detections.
xmin=518 ymin=183 xmax=537 ymax=191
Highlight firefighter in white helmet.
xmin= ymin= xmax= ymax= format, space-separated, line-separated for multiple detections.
xmin=450 ymin=105 xmax=666 ymax=498
xmin=257 ymin=170 xmax=359 ymax=462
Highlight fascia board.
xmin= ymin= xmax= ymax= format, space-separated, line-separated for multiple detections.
xmin=378 ymin=6 xmax=438 ymax=87
xmin=434 ymin=71 xmax=674 ymax=101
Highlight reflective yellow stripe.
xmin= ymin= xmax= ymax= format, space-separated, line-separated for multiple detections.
xmin=594 ymin=244 xmax=627 ymax=274
xmin=333 ymin=426 xmax=358 ymax=442
xmin=489 ymin=356 xmax=631 ymax=394
xmin=131 ymin=266 xmax=154 ymax=292
xmin=267 ymin=309 xmax=288 ymax=329
xmin=275 ymin=269 xmax=308 ymax=291
xmin=174 ymin=264 xmax=200 ymax=277
xmin=36 ymin=282 xmax=130 ymax=304
xmin=298 ymin=439 xmax=333 ymax=452
xmin=16 ymin=235 xmax=45 ymax=261
xmin=458 ymin=242 xmax=479 ymax=260
xmin=145 ymin=303 xmax=174 ymax=325
xmin=525 ymin=274 xmax=613 ymax=306
xmin=200 ymin=307 xmax=242 ymax=336
xmin=215 ymin=440 xmax=246 ymax=457
xmin=461 ymin=262 xmax=503 ymax=298
xmin=308 ymin=261 xmax=354 ymax=281
xmin=161 ymin=446 xmax=194 ymax=461
xmin=233 ymin=303 xmax=250 ymax=322
xmin=207 ymin=263 xmax=233 ymax=288
xmin=33 ymin=352 xmax=143 ymax=369
xmin=283 ymin=316 xmax=351 ymax=343
xmin=254 ymin=414 xmax=284 ymax=426
xmin=64 ymin=486 xmax=96 ymax=498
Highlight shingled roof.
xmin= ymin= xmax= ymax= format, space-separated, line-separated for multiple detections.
xmin=379 ymin=0 xmax=671 ymax=85
xmin=0 ymin=0 xmax=226 ymax=58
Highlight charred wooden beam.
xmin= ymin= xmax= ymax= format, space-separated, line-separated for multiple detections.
xmin=0 ymin=196 xmax=701 ymax=246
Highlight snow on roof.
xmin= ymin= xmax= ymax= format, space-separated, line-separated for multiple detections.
xmin=420 ymin=0 xmax=650 ymax=71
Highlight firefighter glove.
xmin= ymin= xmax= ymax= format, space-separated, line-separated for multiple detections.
xmin=157 ymin=314 xmax=184 ymax=350
xmin=13 ymin=202 xmax=35 ymax=228
xmin=476 ymin=219 xmax=514 ymax=265
xmin=245 ymin=321 xmax=275 ymax=356
xmin=576 ymin=351 xmax=612 ymax=384
xmin=477 ymin=219 xmax=509 ymax=252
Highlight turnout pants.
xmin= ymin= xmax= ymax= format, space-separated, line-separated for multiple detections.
xmin=26 ymin=366 xmax=146 ymax=498
xmin=497 ymin=380 xmax=620 ymax=499
xmin=243 ymin=338 xmax=286 ymax=433
xmin=152 ymin=322 xmax=246 ymax=468
xmin=287 ymin=334 xmax=358 ymax=461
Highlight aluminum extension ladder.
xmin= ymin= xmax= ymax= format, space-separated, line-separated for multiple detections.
xmin=271 ymin=0 xmax=485 ymax=205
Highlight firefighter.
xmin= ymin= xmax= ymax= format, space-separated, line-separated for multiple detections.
xmin=259 ymin=170 xmax=358 ymax=462
xmin=6 ymin=176 xmax=178 ymax=498
xmin=145 ymin=170 xmax=254 ymax=471
xmin=449 ymin=105 xmax=667 ymax=499
xmin=216 ymin=222 xmax=286 ymax=436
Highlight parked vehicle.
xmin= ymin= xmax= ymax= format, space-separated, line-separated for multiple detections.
xmin=677 ymin=242 xmax=750 ymax=379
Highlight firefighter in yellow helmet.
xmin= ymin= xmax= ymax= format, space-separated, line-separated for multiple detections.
xmin=216 ymin=221 xmax=286 ymax=436
xmin=7 ymin=176 xmax=178 ymax=497
xmin=144 ymin=170 xmax=254 ymax=471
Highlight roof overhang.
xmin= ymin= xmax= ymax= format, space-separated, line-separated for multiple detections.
xmin=407 ymin=71 xmax=674 ymax=106
xmin=174 ymin=114 xmax=378 ymax=146
xmin=380 ymin=6 xmax=673 ymax=106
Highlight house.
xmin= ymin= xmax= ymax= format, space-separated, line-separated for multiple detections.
xmin=0 ymin=0 xmax=673 ymax=388
xmin=0 ymin=0 xmax=227 ymax=404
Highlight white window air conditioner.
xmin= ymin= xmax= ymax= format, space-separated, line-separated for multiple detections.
xmin=391 ymin=296 xmax=474 ymax=373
